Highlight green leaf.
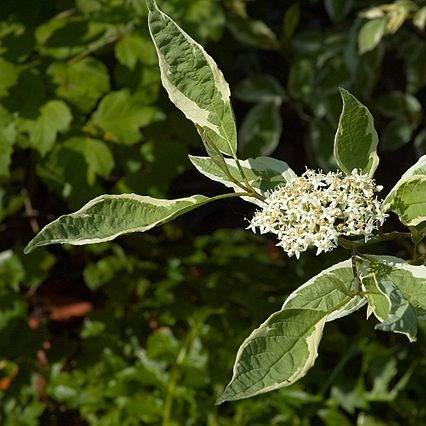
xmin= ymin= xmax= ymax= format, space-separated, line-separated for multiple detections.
xmin=239 ymin=102 xmax=282 ymax=159
xmin=217 ymin=307 xmax=328 ymax=404
xmin=0 ymin=58 xmax=18 ymax=97
xmin=282 ymin=3 xmax=300 ymax=42
xmin=227 ymin=14 xmax=280 ymax=51
xmin=189 ymin=155 xmax=296 ymax=205
xmin=384 ymin=156 xmax=426 ymax=210
xmin=115 ymin=31 xmax=157 ymax=70
xmin=358 ymin=18 xmax=387 ymax=54
xmin=147 ymin=0 xmax=237 ymax=155
xmin=373 ymin=91 xmax=421 ymax=122
xmin=235 ymin=75 xmax=285 ymax=103
xmin=414 ymin=130 xmax=426 ymax=156
xmin=308 ymin=120 xmax=336 ymax=171
xmin=47 ymin=57 xmax=110 ymax=113
xmin=37 ymin=137 xmax=114 ymax=209
xmin=410 ymin=221 xmax=426 ymax=247
xmin=0 ymin=250 xmax=24 ymax=292
xmin=360 ymin=255 xmax=426 ymax=318
xmin=25 ymin=194 xmax=214 ymax=253
xmin=283 ymin=260 xmax=366 ymax=320
xmin=35 ymin=15 xmax=109 ymax=60
xmin=386 ymin=176 xmax=426 ymax=226
xmin=62 ymin=137 xmax=114 ymax=185
xmin=414 ymin=6 xmax=426 ymax=30
xmin=381 ymin=120 xmax=414 ymax=152
xmin=361 ymin=273 xmax=417 ymax=342
xmin=319 ymin=408 xmax=353 ymax=426
xmin=217 ymin=260 xmax=364 ymax=403
xmin=287 ymin=59 xmax=315 ymax=102
xmin=20 ymin=100 xmax=72 ymax=156
xmin=333 ymin=88 xmax=379 ymax=176
xmin=325 ymin=0 xmax=352 ymax=22
xmin=0 ymin=107 xmax=16 ymax=177
xmin=89 ymin=89 xmax=164 ymax=144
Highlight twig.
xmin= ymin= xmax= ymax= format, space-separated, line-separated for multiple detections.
xmin=22 ymin=190 xmax=40 ymax=233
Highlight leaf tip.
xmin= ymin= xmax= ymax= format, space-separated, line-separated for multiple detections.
xmin=338 ymin=87 xmax=350 ymax=100
xmin=24 ymin=242 xmax=35 ymax=255
xmin=145 ymin=0 xmax=156 ymax=12
xmin=215 ymin=392 xmax=230 ymax=405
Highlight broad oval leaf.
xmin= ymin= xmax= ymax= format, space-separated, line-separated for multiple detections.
xmin=216 ymin=307 xmax=328 ymax=404
xmin=361 ymin=273 xmax=417 ymax=342
xmin=20 ymin=100 xmax=72 ymax=156
xmin=235 ymin=75 xmax=285 ymax=103
xmin=147 ymin=0 xmax=237 ymax=156
xmin=0 ymin=109 xmax=16 ymax=178
xmin=358 ymin=17 xmax=387 ymax=54
xmin=239 ymin=102 xmax=283 ymax=159
xmin=386 ymin=176 xmax=426 ymax=226
xmin=333 ymin=88 xmax=379 ymax=177
xmin=189 ymin=155 xmax=297 ymax=206
xmin=360 ymin=255 xmax=426 ymax=318
xmin=283 ymin=259 xmax=366 ymax=321
xmin=89 ymin=89 xmax=164 ymax=145
xmin=325 ymin=0 xmax=352 ymax=22
xmin=25 ymin=194 xmax=213 ymax=253
xmin=383 ymin=155 xmax=426 ymax=210
xmin=217 ymin=260 xmax=363 ymax=403
xmin=227 ymin=14 xmax=279 ymax=51
xmin=47 ymin=58 xmax=110 ymax=113
xmin=0 ymin=58 xmax=18 ymax=98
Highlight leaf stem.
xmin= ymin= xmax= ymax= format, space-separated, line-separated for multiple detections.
xmin=351 ymin=248 xmax=361 ymax=293
xmin=231 ymin=156 xmax=265 ymax=202
xmin=209 ymin=190 xmax=264 ymax=204
xmin=207 ymin=191 xmax=254 ymax=202
xmin=338 ymin=232 xmax=411 ymax=250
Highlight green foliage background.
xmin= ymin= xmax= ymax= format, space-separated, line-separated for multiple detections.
xmin=1 ymin=0 xmax=426 ymax=424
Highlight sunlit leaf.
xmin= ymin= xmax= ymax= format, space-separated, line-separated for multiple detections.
xmin=48 ymin=57 xmax=110 ymax=112
xmin=20 ymin=100 xmax=72 ymax=156
xmin=218 ymin=260 xmax=363 ymax=403
xmin=147 ymin=0 xmax=237 ymax=155
xmin=333 ymin=88 xmax=379 ymax=176
xmin=0 ymin=58 xmax=18 ymax=97
xmin=189 ymin=155 xmax=296 ymax=205
xmin=89 ymin=89 xmax=164 ymax=144
xmin=361 ymin=273 xmax=417 ymax=342
xmin=358 ymin=18 xmax=387 ymax=54
xmin=25 ymin=194 xmax=216 ymax=253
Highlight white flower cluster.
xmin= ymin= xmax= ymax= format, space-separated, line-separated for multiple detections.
xmin=248 ymin=169 xmax=387 ymax=259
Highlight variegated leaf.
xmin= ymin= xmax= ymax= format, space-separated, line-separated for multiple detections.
xmin=189 ymin=155 xmax=296 ymax=206
xmin=360 ymin=255 xmax=426 ymax=319
xmin=361 ymin=273 xmax=417 ymax=342
xmin=334 ymin=88 xmax=379 ymax=177
xmin=384 ymin=155 xmax=426 ymax=218
xmin=25 ymin=194 xmax=212 ymax=253
xmin=147 ymin=0 xmax=237 ymax=156
xmin=385 ymin=176 xmax=426 ymax=226
xmin=217 ymin=260 xmax=363 ymax=403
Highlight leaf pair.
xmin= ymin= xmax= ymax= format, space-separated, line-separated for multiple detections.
xmin=217 ymin=260 xmax=366 ymax=403
xmin=25 ymin=0 xmax=296 ymax=253
xmin=218 ymin=254 xmax=426 ymax=403
xmin=383 ymin=156 xmax=426 ymax=227
xmin=359 ymin=255 xmax=426 ymax=343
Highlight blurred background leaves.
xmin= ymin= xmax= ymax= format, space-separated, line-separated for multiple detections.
xmin=1 ymin=0 xmax=426 ymax=424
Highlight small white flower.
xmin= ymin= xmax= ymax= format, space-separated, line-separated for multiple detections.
xmin=248 ymin=169 xmax=387 ymax=258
